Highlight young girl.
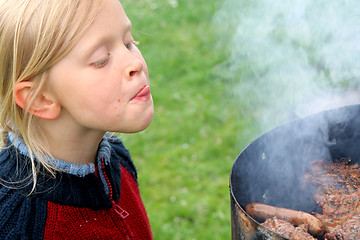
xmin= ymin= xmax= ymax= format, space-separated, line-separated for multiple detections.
xmin=0 ymin=0 xmax=154 ymax=239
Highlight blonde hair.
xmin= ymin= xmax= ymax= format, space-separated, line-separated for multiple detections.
xmin=0 ymin=0 xmax=105 ymax=192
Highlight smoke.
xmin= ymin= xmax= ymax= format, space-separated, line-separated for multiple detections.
xmin=214 ymin=0 xmax=360 ymax=131
xmin=217 ymin=0 xmax=360 ymax=226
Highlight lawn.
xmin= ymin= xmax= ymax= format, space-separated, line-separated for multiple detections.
xmin=119 ymin=0 xmax=360 ymax=239
xmin=120 ymin=0 xmax=257 ymax=239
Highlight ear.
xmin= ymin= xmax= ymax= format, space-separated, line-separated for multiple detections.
xmin=14 ymin=80 xmax=61 ymax=120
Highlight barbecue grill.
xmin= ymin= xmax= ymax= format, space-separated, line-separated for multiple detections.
xmin=230 ymin=104 xmax=360 ymax=239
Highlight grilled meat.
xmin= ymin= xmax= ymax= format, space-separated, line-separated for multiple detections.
xmin=246 ymin=202 xmax=324 ymax=235
xmin=262 ymin=217 xmax=316 ymax=240
xmin=304 ymin=159 xmax=360 ymax=240
xmin=254 ymin=159 xmax=360 ymax=240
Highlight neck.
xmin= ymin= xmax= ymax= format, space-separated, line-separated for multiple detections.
xmin=38 ymin=119 xmax=106 ymax=165
xmin=48 ymin=132 xmax=105 ymax=165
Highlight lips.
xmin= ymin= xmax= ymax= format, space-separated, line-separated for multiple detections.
xmin=130 ymin=85 xmax=151 ymax=102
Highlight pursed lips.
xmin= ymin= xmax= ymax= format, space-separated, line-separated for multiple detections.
xmin=130 ymin=85 xmax=151 ymax=102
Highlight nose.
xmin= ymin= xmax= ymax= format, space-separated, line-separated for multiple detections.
xmin=125 ymin=55 xmax=144 ymax=79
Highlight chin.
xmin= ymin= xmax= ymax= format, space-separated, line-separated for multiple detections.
xmin=132 ymin=114 xmax=154 ymax=133
xmin=116 ymin=111 xmax=154 ymax=134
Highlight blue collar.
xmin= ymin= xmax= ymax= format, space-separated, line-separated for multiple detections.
xmin=8 ymin=132 xmax=112 ymax=177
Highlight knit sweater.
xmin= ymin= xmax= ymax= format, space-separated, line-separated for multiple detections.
xmin=0 ymin=133 xmax=153 ymax=239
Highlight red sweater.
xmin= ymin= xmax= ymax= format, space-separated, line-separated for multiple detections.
xmin=43 ymin=165 xmax=152 ymax=239
xmin=0 ymin=134 xmax=153 ymax=239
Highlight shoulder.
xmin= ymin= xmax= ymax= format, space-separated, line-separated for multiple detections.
xmin=0 ymin=146 xmax=47 ymax=239
xmin=107 ymin=135 xmax=138 ymax=182
xmin=0 ymin=185 xmax=47 ymax=239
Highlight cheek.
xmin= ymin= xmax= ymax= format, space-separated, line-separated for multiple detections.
xmin=90 ymin=78 xmax=123 ymax=99
xmin=71 ymin=85 xmax=119 ymax=113
xmin=112 ymin=99 xmax=122 ymax=110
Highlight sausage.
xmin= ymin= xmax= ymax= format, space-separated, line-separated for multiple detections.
xmin=245 ymin=202 xmax=325 ymax=236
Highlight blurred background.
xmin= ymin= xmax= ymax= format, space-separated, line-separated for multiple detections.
xmin=121 ymin=0 xmax=360 ymax=239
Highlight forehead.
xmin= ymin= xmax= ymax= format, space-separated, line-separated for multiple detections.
xmin=89 ymin=0 xmax=130 ymax=30
xmin=67 ymin=0 xmax=131 ymax=56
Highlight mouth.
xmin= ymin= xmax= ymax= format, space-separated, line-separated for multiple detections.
xmin=130 ymin=85 xmax=151 ymax=102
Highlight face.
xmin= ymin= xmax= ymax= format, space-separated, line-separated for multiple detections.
xmin=45 ymin=0 xmax=154 ymax=134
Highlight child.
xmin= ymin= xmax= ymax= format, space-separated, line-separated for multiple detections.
xmin=0 ymin=0 xmax=154 ymax=239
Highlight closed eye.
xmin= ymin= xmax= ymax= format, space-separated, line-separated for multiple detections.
xmin=92 ymin=53 xmax=110 ymax=68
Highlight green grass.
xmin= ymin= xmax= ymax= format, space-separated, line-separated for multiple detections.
xmin=116 ymin=0 xmax=359 ymax=239
xmin=120 ymin=1 xmax=258 ymax=239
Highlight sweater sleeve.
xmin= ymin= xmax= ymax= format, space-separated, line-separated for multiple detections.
xmin=0 ymin=186 xmax=47 ymax=239
xmin=0 ymin=144 xmax=47 ymax=239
